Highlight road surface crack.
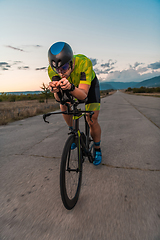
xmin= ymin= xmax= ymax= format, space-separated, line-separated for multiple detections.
xmin=102 ymin=163 xmax=160 ymax=172
xmin=15 ymin=154 xmax=160 ymax=171
xmin=21 ymin=125 xmax=67 ymax=155
xmin=15 ymin=153 xmax=61 ymax=159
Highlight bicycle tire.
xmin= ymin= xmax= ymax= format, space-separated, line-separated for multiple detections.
xmin=85 ymin=120 xmax=94 ymax=163
xmin=60 ymin=134 xmax=82 ymax=210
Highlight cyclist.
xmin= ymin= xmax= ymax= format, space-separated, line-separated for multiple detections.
xmin=48 ymin=41 xmax=102 ymax=165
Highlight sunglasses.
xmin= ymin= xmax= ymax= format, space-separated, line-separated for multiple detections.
xmin=56 ymin=62 xmax=70 ymax=73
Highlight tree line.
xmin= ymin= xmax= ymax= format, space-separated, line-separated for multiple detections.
xmin=0 ymin=83 xmax=54 ymax=103
xmin=125 ymin=86 xmax=160 ymax=93
xmin=0 ymin=83 xmax=114 ymax=103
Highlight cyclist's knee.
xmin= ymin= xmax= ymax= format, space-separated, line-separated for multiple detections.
xmin=87 ymin=115 xmax=98 ymax=128
xmin=86 ymin=111 xmax=99 ymax=127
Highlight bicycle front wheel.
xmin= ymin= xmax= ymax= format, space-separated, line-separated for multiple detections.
xmin=60 ymin=135 xmax=82 ymax=210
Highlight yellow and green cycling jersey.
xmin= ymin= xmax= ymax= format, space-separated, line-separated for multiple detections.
xmin=48 ymin=54 xmax=95 ymax=86
xmin=48 ymin=54 xmax=100 ymax=111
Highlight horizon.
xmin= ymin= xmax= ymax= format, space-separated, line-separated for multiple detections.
xmin=1 ymin=75 xmax=159 ymax=93
xmin=0 ymin=0 xmax=160 ymax=92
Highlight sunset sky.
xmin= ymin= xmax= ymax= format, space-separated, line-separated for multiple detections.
xmin=0 ymin=0 xmax=160 ymax=92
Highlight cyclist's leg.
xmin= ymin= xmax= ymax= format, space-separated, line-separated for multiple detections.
xmin=86 ymin=110 xmax=101 ymax=147
xmin=86 ymin=111 xmax=102 ymax=165
xmin=85 ymin=73 xmax=102 ymax=165
xmin=85 ymin=74 xmax=101 ymax=146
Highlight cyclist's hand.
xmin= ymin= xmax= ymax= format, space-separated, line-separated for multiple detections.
xmin=49 ymin=81 xmax=60 ymax=93
xmin=59 ymin=78 xmax=71 ymax=91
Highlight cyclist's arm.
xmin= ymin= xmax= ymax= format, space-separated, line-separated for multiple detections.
xmin=70 ymin=58 xmax=92 ymax=100
xmin=70 ymin=84 xmax=90 ymax=100
xmin=59 ymin=79 xmax=90 ymax=100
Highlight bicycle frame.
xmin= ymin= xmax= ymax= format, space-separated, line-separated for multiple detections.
xmin=43 ymin=97 xmax=94 ymax=163
xmin=72 ymin=112 xmax=94 ymax=162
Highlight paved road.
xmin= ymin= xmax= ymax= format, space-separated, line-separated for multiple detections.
xmin=0 ymin=91 xmax=160 ymax=240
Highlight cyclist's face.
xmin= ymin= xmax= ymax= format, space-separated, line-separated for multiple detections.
xmin=59 ymin=68 xmax=72 ymax=79
xmin=56 ymin=62 xmax=69 ymax=73
xmin=56 ymin=63 xmax=71 ymax=78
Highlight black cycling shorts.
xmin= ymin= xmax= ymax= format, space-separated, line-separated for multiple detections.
xmin=85 ymin=75 xmax=101 ymax=111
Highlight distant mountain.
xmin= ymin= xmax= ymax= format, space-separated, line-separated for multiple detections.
xmin=99 ymin=81 xmax=137 ymax=90
xmin=135 ymin=76 xmax=160 ymax=88
xmin=107 ymin=82 xmax=137 ymax=89
xmin=99 ymin=75 xmax=160 ymax=90
xmin=99 ymin=82 xmax=114 ymax=90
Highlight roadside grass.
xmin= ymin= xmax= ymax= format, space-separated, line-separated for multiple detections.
xmin=100 ymin=90 xmax=116 ymax=98
xmin=123 ymin=91 xmax=160 ymax=98
xmin=128 ymin=93 xmax=160 ymax=97
xmin=124 ymin=87 xmax=160 ymax=97
xmin=0 ymin=99 xmax=59 ymax=125
xmin=0 ymin=90 xmax=115 ymax=125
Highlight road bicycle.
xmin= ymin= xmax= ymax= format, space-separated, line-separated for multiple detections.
xmin=43 ymin=90 xmax=95 ymax=210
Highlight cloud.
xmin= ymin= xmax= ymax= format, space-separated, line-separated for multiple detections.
xmin=5 ymin=45 xmax=43 ymax=53
xmin=13 ymin=61 xmax=23 ymax=65
xmin=94 ymin=67 xmax=114 ymax=75
xmin=101 ymin=59 xmax=117 ymax=68
xmin=2 ymin=67 xmax=9 ymax=71
xmin=128 ymin=62 xmax=144 ymax=69
xmin=101 ymin=63 xmax=110 ymax=68
xmin=133 ymin=62 xmax=143 ymax=68
xmin=22 ymin=44 xmax=43 ymax=49
xmin=137 ymin=67 xmax=148 ymax=73
xmin=148 ymin=61 xmax=160 ymax=70
xmin=18 ymin=66 xmax=30 ymax=70
xmin=95 ymin=59 xmax=160 ymax=82
xmin=34 ymin=45 xmax=42 ymax=48
xmin=100 ymin=68 xmax=138 ymax=82
xmin=90 ymin=58 xmax=98 ymax=66
xmin=35 ymin=67 xmax=47 ymax=71
xmin=0 ymin=62 xmax=8 ymax=66
xmin=6 ymin=45 xmax=24 ymax=52
xmin=104 ymin=67 xmax=160 ymax=82
xmin=106 ymin=68 xmax=160 ymax=82
xmin=0 ymin=62 xmax=11 ymax=70
xmin=93 ymin=59 xmax=117 ymax=75
xmin=0 ymin=61 xmax=30 ymax=71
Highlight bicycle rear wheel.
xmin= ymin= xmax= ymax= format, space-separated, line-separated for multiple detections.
xmin=60 ymin=135 xmax=82 ymax=210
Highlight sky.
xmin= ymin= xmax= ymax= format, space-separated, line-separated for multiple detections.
xmin=0 ymin=0 xmax=160 ymax=92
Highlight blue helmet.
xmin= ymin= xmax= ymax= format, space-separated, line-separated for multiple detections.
xmin=48 ymin=42 xmax=73 ymax=69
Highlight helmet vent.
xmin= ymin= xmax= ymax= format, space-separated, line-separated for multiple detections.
xmin=58 ymin=61 xmax=61 ymax=68
xmin=52 ymin=61 xmax=56 ymax=68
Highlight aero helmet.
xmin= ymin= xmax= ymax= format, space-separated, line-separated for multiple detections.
xmin=48 ymin=42 xmax=73 ymax=69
